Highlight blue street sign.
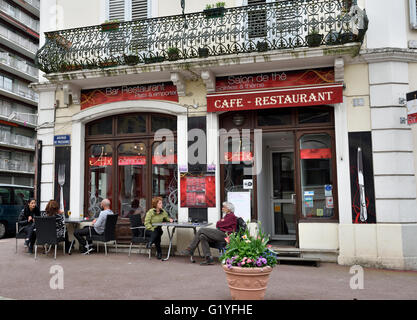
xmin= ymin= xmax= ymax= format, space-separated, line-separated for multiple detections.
xmin=54 ymin=135 xmax=71 ymax=146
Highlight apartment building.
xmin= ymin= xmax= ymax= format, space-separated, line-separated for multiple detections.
xmin=32 ymin=0 xmax=417 ymax=270
xmin=0 ymin=0 xmax=39 ymax=186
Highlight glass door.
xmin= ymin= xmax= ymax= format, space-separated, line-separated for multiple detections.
xmin=270 ymin=132 xmax=296 ymax=242
xmin=117 ymin=142 xmax=148 ymax=218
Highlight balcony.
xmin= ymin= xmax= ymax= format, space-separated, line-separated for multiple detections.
xmin=0 ymin=130 xmax=35 ymax=150
xmin=0 ymin=23 xmax=38 ymax=59
xmin=10 ymin=0 xmax=39 ymax=18
xmin=0 ymin=0 xmax=40 ymax=35
xmin=35 ymin=0 xmax=368 ymax=74
xmin=0 ymin=77 xmax=38 ymax=105
xmin=0 ymin=158 xmax=34 ymax=174
xmin=0 ymin=51 xmax=38 ymax=82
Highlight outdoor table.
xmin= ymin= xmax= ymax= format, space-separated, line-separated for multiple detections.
xmin=152 ymin=222 xmax=212 ymax=261
xmin=65 ymin=217 xmax=94 ymax=254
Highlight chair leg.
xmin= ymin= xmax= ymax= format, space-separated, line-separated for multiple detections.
xmin=128 ymin=243 xmax=132 ymax=257
xmin=54 ymin=245 xmax=57 ymax=260
xmin=15 ymin=238 xmax=17 ymax=254
xmin=115 ymin=241 xmax=117 ymax=253
xmin=63 ymin=242 xmax=65 ymax=255
xmin=104 ymin=243 xmax=107 ymax=256
xmin=34 ymin=244 xmax=37 ymax=260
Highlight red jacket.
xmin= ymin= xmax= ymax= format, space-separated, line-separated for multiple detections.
xmin=216 ymin=212 xmax=237 ymax=233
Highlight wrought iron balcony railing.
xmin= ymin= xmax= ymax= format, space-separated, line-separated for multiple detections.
xmin=35 ymin=0 xmax=368 ymax=74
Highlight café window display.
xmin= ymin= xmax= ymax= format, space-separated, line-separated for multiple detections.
xmin=85 ymin=113 xmax=177 ymax=219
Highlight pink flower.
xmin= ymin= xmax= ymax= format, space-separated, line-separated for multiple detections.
xmin=224 ymin=236 xmax=230 ymax=244
xmin=241 ymin=262 xmax=245 ymax=265
xmin=267 ymin=245 xmax=272 ymax=248
xmin=247 ymin=259 xmax=252 ymax=263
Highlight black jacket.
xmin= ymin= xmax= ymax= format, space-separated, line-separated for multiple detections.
xmin=17 ymin=206 xmax=41 ymax=232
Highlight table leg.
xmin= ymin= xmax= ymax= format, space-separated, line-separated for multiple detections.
xmin=162 ymin=226 xmax=176 ymax=261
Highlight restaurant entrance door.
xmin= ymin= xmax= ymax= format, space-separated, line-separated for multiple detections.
xmin=268 ymin=132 xmax=296 ymax=243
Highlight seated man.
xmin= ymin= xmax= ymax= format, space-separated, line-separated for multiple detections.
xmin=74 ymin=198 xmax=113 ymax=254
xmin=181 ymin=201 xmax=237 ymax=265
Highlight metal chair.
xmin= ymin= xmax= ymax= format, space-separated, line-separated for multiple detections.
xmin=15 ymin=222 xmax=28 ymax=253
xmin=34 ymin=216 xmax=66 ymax=260
xmin=90 ymin=214 xmax=118 ymax=255
xmin=128 ymin=214 xmax=151 ymax=259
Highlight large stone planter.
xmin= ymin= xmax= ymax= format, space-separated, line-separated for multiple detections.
xmin=222 ymin=265 xmax=273 ymax=300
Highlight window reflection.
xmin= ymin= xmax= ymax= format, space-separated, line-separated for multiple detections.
xmin=152 ymin=141 xmax=177 ymax=219
xmin=87 ymin=144 xmax=113 ymax=218
xmin=300 ymin=134 xmax=333 ymax=218
xmin=117 ymin=142 xmax=147 ymax=220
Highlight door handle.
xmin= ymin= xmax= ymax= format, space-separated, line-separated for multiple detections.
xmin=291 ymin=194 xmax=296 ymax=204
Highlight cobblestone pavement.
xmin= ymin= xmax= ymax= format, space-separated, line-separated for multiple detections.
xmin=1 ymin=237 xmax=417 ymax=300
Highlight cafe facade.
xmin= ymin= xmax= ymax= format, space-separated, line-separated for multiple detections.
xmin=31 ymin=0 xmax=417 ymax=270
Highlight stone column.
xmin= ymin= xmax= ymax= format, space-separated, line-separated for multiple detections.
xmin=34 ymin=84 xmax=57 ymax=211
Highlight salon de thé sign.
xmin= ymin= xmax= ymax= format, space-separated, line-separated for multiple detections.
xmin=207 ymin=68 xmax=343 ymax=112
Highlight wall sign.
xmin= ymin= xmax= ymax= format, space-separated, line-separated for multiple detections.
xmin=207 ymin=84 xmax=343 ymax=112
xmin=54 ymin=135 xmax=71 ymax=146
xmin=80 ymin=82 xmax=178 ymax=109
xmin=215 ymin=68 xmax=334 ymax=92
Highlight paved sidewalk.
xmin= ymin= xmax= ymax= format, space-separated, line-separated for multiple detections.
xmin=1 ymin=237 xmax=417 ymax=300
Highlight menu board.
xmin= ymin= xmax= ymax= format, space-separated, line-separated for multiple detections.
xmin=180 ymin=174 xmax=216 ymax=208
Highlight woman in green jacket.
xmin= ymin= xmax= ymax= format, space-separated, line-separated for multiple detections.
xmin=145 ymin=196 xmax=173 ymax=259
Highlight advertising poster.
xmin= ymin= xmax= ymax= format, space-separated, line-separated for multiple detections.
xmin=54 ymin=146 xmax=71 ymax=215
xmin=348 ymin=132 xmax=376 ymax=224
xmin=180 ymin=174 xmax=216 ymax=208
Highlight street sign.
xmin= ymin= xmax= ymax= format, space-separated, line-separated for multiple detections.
xmin=54 ymin=135 xmax=71 ymax=146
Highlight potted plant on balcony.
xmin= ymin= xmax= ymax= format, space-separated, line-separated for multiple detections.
xmin=124 ymin=53 xmax=140 ymax=66
xmin=101 ymin=20 xmax=120 ymax=32
xmin=305 ymin=28 xmax=323 ymax=47
xmin=167 ymin=47 xmax=180 ymax=61
xmin=220 ymin=223 xmax=278 ymax=300
xmin=204 ymin=2 xmax=226 ymax=19
xmin=98 ymin=59 xmax=118 ymax=68
xmin=144 ymin=54 xmax=165 ymax=64
xmin=256 ymin=41 xmax=269 ymax=52
xmin=198 ymin=47 xmax=209 ymax=58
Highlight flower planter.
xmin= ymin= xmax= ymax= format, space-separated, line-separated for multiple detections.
xmin=339 ymin=32 xmax=357 ymax=44
xmin=257 ymin=41 xmax=269 ymax=52
xmin=101 ymin=22 xmax=120 ymax=32
xmin=305 ymin=33 xmax=323 ymax=47
xmin=124 ymin=55 xmax=140 ymax=66
xmin=325 ymin=31 xmax=340 ymax=45
xmin=59 ymin=63 xmax=82 ymax=72
xmin=222 ymin=265 xmax=273 ymax=300
xmin=144 ymin=56 xmax=165 ymax=64
xmin=168 ymin=52 xmax=180 ymax=61
xmin=98 ymin=61 xmax=118 ymax=68
xmin=203 ymin=7 xmax=226 ymax=19
xmin=198 ymin=47 xmax=209 ymax=58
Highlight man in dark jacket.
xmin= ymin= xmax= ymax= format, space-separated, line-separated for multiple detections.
xmin=181 ymin=201 xmax=237 ymax=265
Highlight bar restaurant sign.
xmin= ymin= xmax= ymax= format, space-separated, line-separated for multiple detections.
xmin=207 ymin=68 xmax=343 ymax=112
xmin=80 ymin=82 xmax=178 ymax=110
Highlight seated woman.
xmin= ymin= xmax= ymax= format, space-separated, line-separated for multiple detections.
xmin=43 ymin=200 xmax=71 ymax=253
xmin=144 ymin=197 xmax=173 ymax=260
xmin=17 ymin=198 xmax=41 ymax=254
xmin=181 ymin=201 xmax=237 ymax=265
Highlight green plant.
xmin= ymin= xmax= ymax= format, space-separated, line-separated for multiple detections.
xmin=216 ymin=1 xmax=226 ymax=8
xmin=309 ymin=28 xmax=319 ymax=35
xmin=220 ymin=222 xmax=278 ymax=269
xmin=167 ymin=47 xmax=180 ymax=55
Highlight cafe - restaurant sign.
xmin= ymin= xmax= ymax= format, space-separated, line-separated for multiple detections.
xmin=207 ymin=68 xmax=343 ymax=112
xmin=80 ymin=82 xmax=178 ymax=110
